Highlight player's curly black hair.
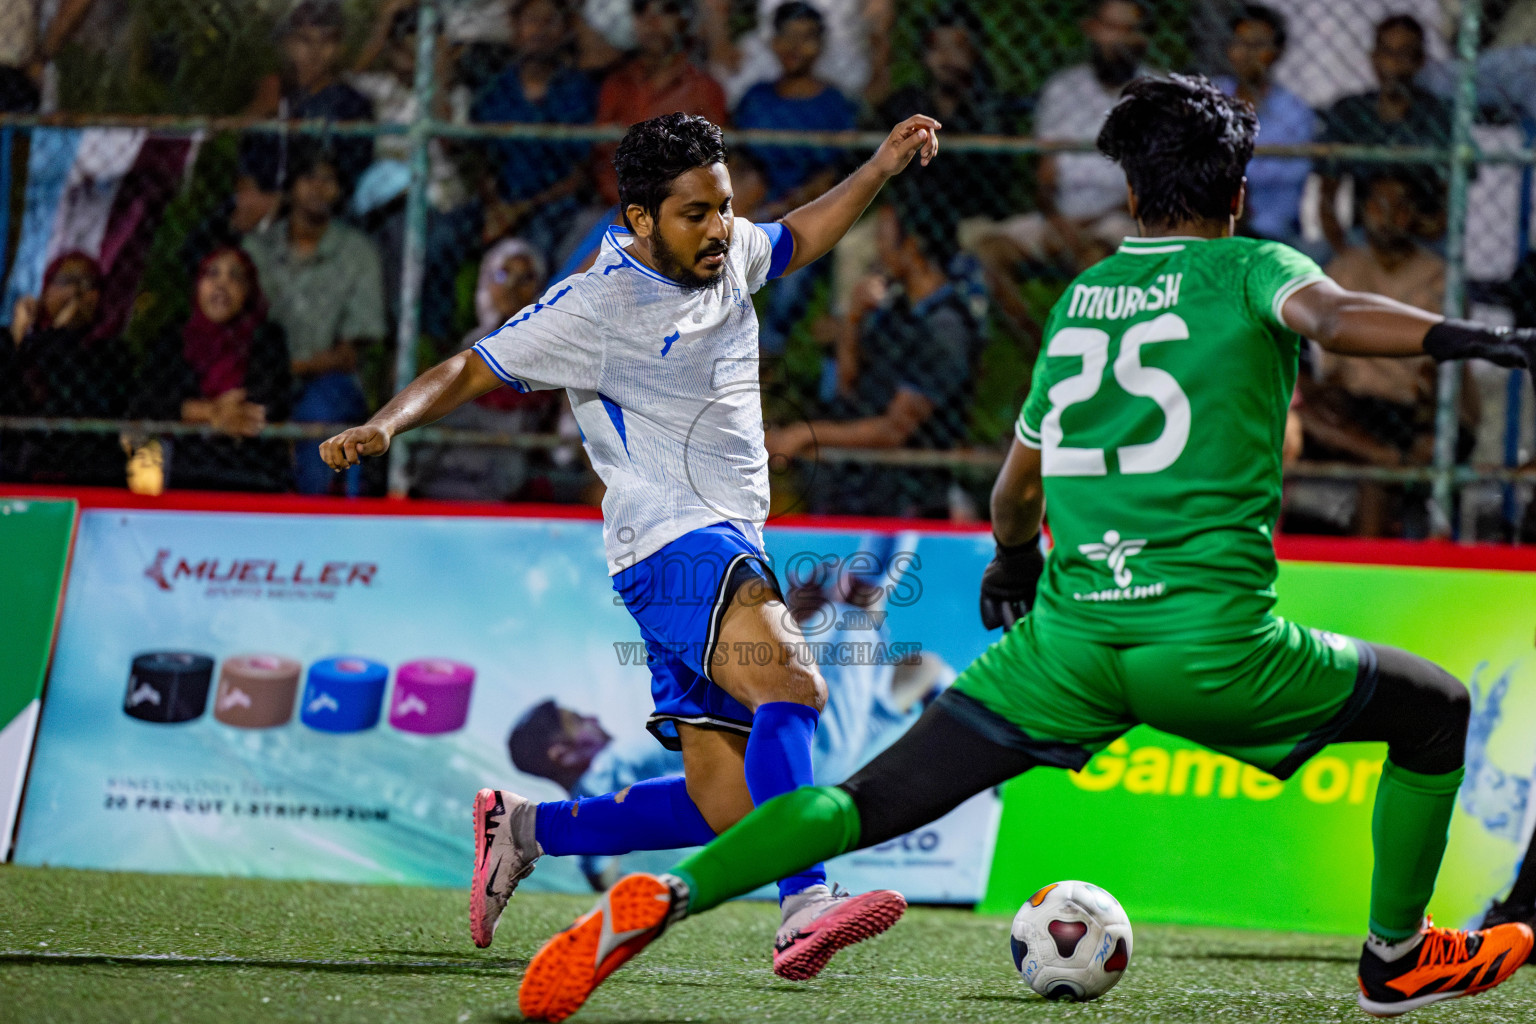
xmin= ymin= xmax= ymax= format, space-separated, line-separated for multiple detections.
xmin=615 ymin=113 xmax=728 ymax=230
xmin=1096 ymin=74 xmax=1257 ymax=229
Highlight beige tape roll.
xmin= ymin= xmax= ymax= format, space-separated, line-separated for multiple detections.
xmin=213 ymin=653 xmax=302 ymax=728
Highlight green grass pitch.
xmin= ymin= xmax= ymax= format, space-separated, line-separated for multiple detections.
xmin=3 ymin=865 xmax=1534 ymax=1023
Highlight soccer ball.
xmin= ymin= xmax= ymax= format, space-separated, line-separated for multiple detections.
xmin=1010 ymin=880 xmax=1133 ymax=1001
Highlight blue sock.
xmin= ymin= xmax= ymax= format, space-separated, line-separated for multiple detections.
xmin=535 ymin=775 xmax=716 ymax=856
xmin=745 ymin=701 xmax=827 ymax=901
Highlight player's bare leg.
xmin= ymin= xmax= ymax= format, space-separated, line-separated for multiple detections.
xmin=677 ymin=725 xmax=753 ymax=833
xmin=709 ymin=579 xmax=905 ymax=978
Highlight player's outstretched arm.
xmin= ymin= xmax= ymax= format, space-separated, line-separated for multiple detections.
xmin=777 ymin=115 xmax=941 ymax=276
xmin=980 ymin=441 xmax=1045 ymax=631
xmin=319 ymin=350 xmax=503 ymax=470
xmin=1282 ymin=277 xmax=1536 ymax=369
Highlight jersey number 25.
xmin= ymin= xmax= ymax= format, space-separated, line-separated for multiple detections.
xmin=1040 ymin=311 xmax=1191 ymax=477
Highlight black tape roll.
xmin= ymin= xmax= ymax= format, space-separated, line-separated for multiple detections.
xmin=124 ymin=652 xmax=215 ymax=723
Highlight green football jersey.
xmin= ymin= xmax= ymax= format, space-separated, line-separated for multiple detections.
xmin=1017 ymin=235 xmax=1325 ymax=643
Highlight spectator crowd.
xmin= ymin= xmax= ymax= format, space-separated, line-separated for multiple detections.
xmin=0 ymin=0 xmax=1532 ymax=540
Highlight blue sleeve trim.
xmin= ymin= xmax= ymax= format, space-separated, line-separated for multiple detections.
xmin=761 ymin=222 xmax=796 ymax=280
xmin=472 ymin=343 xmax=532 ymax=393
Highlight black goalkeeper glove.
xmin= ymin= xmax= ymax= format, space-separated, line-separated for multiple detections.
xmin=1423 ymin=319 xmax=1536 ymax=369
xmin=979 ymin=533 xmax=1043 ymax=631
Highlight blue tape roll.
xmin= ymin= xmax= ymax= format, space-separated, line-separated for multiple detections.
xmin=300 ymin=657 xmax=388 ymax=733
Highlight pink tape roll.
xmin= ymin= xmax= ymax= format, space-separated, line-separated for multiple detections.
xmin=388 ymin=659 xmax=475 ymax=734
xmin=213 ymin=653 xmax=302 ymax=728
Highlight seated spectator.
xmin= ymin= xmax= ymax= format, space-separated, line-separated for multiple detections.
xmin=413 ymin=239 xmax=564 ymax=501
xmin=1295 ymin=172 xmax=1475 ymax=536
xmin=970 ymin=0 xmax=1149 ymax=346
xmin=875 ymin=5 xmax=1013 ymax=223
xmin=127 ymin=247 xmax=292 ymax=493
xmin=1314 ymin=14 xmax=1452 ymax=255
xmin=734 ymin=2 xmax=854 ymax=355
xmin=243 ymin=145 xmax=386 ymax=496
xmin=735 ymin=4 xmax=852 ymax=216
xmin=701 ymin=0 xmax=889 ymax=108
xmin=0 ymin=252 xmax=133 ymax=484
xmin=553 ymin=0 xmax=728 ymax=276
xmin=473 ymin=0 xmax=599 ymax=264
xmin=590 ymin=0 xmax=727 ymax=210
xmin=1214 ymin=4 xmax=1314 ymax=246
xmin=767 ymin=200 xmax=981 ymax=519
xmin=237 ymin=1 xmax=374 ymax=235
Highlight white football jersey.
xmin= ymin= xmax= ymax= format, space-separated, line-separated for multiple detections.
xmin=473 ymin=220 xmax=795 ymax=574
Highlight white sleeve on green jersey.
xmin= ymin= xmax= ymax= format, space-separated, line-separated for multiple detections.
xmin=1245 ymin=241 xmax=1326 ymax=332
xmin=1016 ymin=340 xmax=1051 ymax=450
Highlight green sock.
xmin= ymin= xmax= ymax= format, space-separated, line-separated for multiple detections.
xmin=670 ymin=786 xmax=861 ymax=915
xmin=1368 ymin=760 xmax=1465 ymax=941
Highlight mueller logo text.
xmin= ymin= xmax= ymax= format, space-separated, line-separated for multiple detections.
xmin=145 ymin=548 xmax=378 ymax=600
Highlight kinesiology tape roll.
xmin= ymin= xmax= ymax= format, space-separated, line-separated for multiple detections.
xmin=389 ymin=659 xmax=475 ymax=734
xmin=301 ymin=657 xmax=388 ymax=733
xmin=213 ymin=654 xmax=302 ymax=728
xmin=124 ymin=652 xmax=214 ymax=723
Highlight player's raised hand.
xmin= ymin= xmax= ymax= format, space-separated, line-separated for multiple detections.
xmin=872 ymin=115 xmax=942 ymax=177
xmin=320 ymin=424 xmax=392 ymax=470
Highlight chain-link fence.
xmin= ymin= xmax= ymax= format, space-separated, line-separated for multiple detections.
xmin=0 ymin=0 xmax=1533 ymax=539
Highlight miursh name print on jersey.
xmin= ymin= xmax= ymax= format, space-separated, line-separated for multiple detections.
xmin=1066 ymin=274 xmax=1183 ymax=321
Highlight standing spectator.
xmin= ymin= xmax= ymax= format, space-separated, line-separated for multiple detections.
xmin=1314 ymin=14 xmax=1453 ymax=256
xmin=1214 ymin=4 xmax=1314 ymax=246
xmin=243 ymin=146 xmax=386 ymax=496
xmin=128 ymin=247 xmax=292 ymax=493
xmin=237 ymin=1 xmax=375 ymax=235
xmin=700 ymin=0 xmax=890 ymax=108
xmin=350 ymin=2 xmax=469 ymax=214
xmin=413 ymin=239 xmax=562 ymax=501
xmin=767 ymin=200 xmax=981 ymax=519
xmin=590 ymin=0 xmax=728 ymax=209
xmin=734 ymin=2 xmax=854 ymax=354
xmin=349 ymin=2 xmax=472 ymax=331
xmin=0 ymin=252 xmax=133 ymax=484
xmin=1295 ymin=172 xmax=1474 ymax=536
xmin=473 ymin=0 xmax=600 ymax=263
xmin=0 ymin=0 xmax=94 ymax=111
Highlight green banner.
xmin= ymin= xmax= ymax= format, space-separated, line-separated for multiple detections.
xmin=980 ymin=561 xmax=1536 ymax=935
xmin=0 ymin=498 xmax=77 ymax=859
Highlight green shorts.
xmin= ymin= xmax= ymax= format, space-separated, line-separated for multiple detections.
xmin=950 ymin=615 xmax=1375 ymax=780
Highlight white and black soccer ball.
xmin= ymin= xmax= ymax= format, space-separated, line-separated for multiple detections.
xmin=1010 ymin=880 xmax=1133 ymax=1001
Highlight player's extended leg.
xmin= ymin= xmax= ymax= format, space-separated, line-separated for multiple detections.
xmin=517 ymin=689 xmax=1050 ymax=1022
xmin=1327 ymin=644 xmax=1534 ymax=1015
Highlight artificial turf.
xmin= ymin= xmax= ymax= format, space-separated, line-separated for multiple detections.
xmin=2 ymin=864 xmax=1533 ymax=1024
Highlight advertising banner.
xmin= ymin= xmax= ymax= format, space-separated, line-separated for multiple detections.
xmin=13 ymin=508 xmax=1000 ymax=902
xmin=979 ymin=561 xmax=1536 ymax=934
xmin=0 ymin=497 xmax=76 ymax=860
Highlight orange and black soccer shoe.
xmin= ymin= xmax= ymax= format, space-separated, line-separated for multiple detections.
xmin=518 ymin=873 xmax=684 ymax=1023
xmin=1357 ymin=916 xmax=1534 ymax=1017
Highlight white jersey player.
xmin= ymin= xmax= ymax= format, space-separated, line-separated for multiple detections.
xmin=322 ymin=111 xmax=942 ymax=979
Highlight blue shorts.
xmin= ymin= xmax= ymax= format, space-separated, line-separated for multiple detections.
xmin=614 ymin=522 xmax=782 ymax=750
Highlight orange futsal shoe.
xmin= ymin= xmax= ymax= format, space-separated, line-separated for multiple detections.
xmin=518 ymin=872 xmax=683 ymax=1023
xmin=1356 ymin=917 xmax=1534 ymax=1017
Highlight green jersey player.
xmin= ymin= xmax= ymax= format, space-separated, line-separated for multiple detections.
xmin=516 ymin=75 xmax=1536 ymax=1022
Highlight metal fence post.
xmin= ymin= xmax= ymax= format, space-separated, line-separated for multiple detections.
xmin=387 ymin=0 xmax=439 ymax=498
xmin=1432 ymin=0 xmax=1482 ymax=537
